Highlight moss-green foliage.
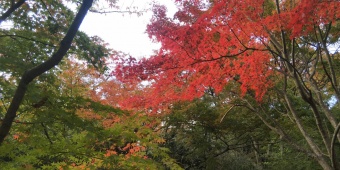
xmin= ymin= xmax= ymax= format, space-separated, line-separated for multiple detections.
xmin=0 ymin=0 xmax=179 ymax=168
xmin=161 ymin=81 xmax=335 ymax=169
xmin=162 ymin=91 xmax=265 ymax=169
xmin=0 ymin=81 xmax=177 ymax=169
xmin=0 ymin=61 xmax=179 ymax=168
xmin=264 ymin=146 xmax=322 ymax=170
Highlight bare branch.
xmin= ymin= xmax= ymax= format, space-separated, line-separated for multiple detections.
xmin=89 ymin=9 xmax=146 ymax=14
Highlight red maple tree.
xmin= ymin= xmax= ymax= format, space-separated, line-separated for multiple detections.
xmin=114 ymin=0 xmax=339 ymax=112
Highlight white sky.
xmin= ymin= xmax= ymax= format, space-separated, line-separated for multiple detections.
xmin=79 ymin=0 xmax=177 ymax=58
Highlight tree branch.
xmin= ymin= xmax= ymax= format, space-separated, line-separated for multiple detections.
xmin=0 ymin=34 xmax=56 ymax=47
xmin=89 ymin=9 xmax=146 ymax=14
xmin=0 ymin=0 xmax=26 ymax=24
xmin=41 ymin=123 xmax=53 ymax=144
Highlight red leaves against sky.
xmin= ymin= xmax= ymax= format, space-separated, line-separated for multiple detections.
xmin=114 ymin=0 xmax=340 ymax=111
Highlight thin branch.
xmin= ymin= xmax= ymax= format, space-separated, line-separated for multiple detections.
xmin=317 ymin=25 xmax=340 ymax=98
xmin=0 ymin=119 xmax=45 ymax=125
xmin=190 ymin=47 xmax=268 ymax=66
xmin=39 ymin=0 xmax=58 ymax=22
xmin=89 ymin=9 xmax=145 ymax=14
xmin=41 ymin=123 xmax=53 ymax=144
xmin=220 ymin=105 xmax=234 ymax=123
xmin=0 ymin=34 xmax=56 ymax=47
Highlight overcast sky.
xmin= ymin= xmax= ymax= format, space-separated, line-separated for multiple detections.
xmin=79 ymin=0 xmax=177 ymax=59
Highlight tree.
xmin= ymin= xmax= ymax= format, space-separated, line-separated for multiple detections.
xmin=115 ymin=0 xmax=340 ymax=169
xmin=0 ymin=1 xmax=183 ymax=168
xmin=0 ymin=0 xmax=94 ymax=144
xmin=161 ymin=90 xmax=266 ymax=169
xmin=160 ymin=81 xmax=325 ymax=169
xmin=0 ymin=56 xmax=181 ymax=168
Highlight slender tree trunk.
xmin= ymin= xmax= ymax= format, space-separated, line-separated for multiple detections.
xmin=0 ymin=0 xmax=94 ymax=145
xmin=331 ymin=123 xmax=340 ymax=170
xmin=284 ymin=93 xmax=332 ymax=170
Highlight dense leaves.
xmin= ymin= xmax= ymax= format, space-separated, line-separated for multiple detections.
xmin=1 ymin=0 xmax=340 ymax=169
xmin=114 ymin=0 xmax=340 ymax=169
xmin=0 ymin=0 xmax=177 ymax=168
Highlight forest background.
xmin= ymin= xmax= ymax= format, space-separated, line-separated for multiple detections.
xmin=0 ymin=0 xmax=339 ymax=169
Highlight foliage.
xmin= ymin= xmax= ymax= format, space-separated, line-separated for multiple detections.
xmin=1 ymin=0 xmax=340 ymax=169
xmin=0 ymin=58 xmax=180 ymax=169
xmin=161 ymin=91 xmax=264 ymax=169
xmin=160 ymin=84 xmax=329 ymax=169
xmin=114 ymin=0 xmax=340 ymax=169
xmin=0 ymin=0 xmax=179 ymax=168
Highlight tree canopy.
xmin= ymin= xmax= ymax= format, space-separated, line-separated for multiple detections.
xmin=1 ymin=0 xmax=340 ymax=169
xmin=114 ymin=0 xmax=340 ymax=169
